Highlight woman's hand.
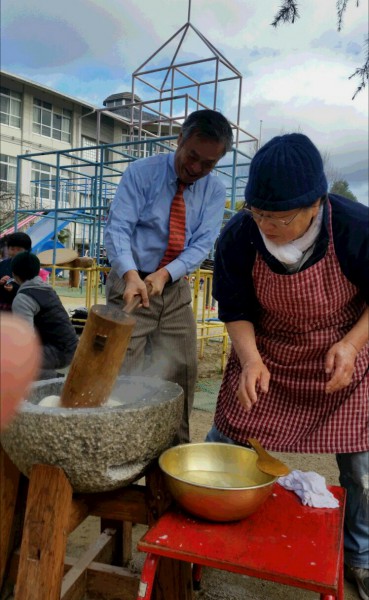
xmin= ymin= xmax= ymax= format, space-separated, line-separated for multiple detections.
xmin=237 ymin=357 xmax=270 ymax=411
xmin=325 ymin=340 xmax=358 ymax=393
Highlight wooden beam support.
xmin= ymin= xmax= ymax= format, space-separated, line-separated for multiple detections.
xmin=145 ymin=463 xmax=173 ymax=526
xmin=5 ymin=459 xmax=188 ymax=600
xmin=152 ymin=559 xmax=193 ymax=600
xmin=14 ymin=464 xmax=73 ymax=600
xmin=0 ymin=446 xmax=21 ymax=588
xmin=122 ymin=521 xmax=133 ymax=565
xmin=9 ymin=551 xmax=140 ymax=597
xmin=79 ymin=484 xmax=148 ymax=523
xmin=61 ymin=529 xmax=115 ymax=600
xmin=86 ymin=561 xmax=139 ymax=600
xmin=67 ymin=498 xmax=90 ymax=535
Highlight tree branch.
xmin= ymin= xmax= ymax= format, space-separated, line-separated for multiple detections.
xmin=271 ymin=0 xmax=300 ymax=27
xmin=336 ymin=0 xmax=349 ymax=31
xmin=271 ymin=0 xmax=366 ymax=98
xmin=349 ymin=35 xmax=369 ymax=99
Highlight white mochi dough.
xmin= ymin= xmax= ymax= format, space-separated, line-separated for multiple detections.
xmin=39 ymin=395 xmax=61 ymax=407
xmin=38 ymin=395 xmax=122 ymax=408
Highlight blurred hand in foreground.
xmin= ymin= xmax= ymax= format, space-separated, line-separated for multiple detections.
xmin=1 ymin=314 xmax=41 ymax=429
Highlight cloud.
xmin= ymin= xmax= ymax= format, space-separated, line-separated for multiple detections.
xmin=1 ymin=0 xmax=368 ymax=203
xmin=3 ymin=17 xmax=89 ymax=67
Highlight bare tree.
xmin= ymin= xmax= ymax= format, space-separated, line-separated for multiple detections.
xmin=272 ymin=0 xmax=368 ymax=99
xmin=0 ymin=186 xmax=32 ymax=229
xmin=320 ymin=150 xmax=343 ymax=190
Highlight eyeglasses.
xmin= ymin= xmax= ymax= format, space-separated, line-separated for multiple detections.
xmin=244 ymin=206 xmax=302 ymax=227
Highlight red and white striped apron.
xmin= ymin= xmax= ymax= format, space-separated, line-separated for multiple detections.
xmin=214 ymin=205 xmax=368 ymax=453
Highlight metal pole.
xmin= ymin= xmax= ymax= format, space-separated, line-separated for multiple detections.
xmin=52 ymin=152 xmax=61 ymax=266
xmin=96 ymin=112 xmax=101 ymax=147
xmin=231 ymin=148 xmax=237 ymax=211
xmin=214 ymin=59 xmax=219 ymax=110
xmin=259 ymin=120 xmax=263 ymax=147
xmin=14 ymin=156 xmax=22 ymax=231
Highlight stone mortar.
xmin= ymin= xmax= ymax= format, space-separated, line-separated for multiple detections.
xmin=1 ymin=376 xmax=183 ymax=493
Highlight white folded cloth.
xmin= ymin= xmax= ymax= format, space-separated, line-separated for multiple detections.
xmin=278 ymin=469 xmax=339 ymax=508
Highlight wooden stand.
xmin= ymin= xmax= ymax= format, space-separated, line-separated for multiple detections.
xmin=0 ymin=446 xmax=193 ymax=600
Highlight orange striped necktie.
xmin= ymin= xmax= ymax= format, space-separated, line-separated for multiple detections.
xmin=158 ymin=180 xmax=187 ymax=269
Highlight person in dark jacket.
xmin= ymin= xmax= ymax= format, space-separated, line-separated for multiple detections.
xmin=11 ymin=252 xmax=78 ymax=379
xmin=206 ymin=133 xmax=369 ymax=600
xmin=0 ymin=232 xmax=32 ymax=311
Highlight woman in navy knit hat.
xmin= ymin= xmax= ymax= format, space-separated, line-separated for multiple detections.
xmin=207 ymin=133 xmax=369 ymax=599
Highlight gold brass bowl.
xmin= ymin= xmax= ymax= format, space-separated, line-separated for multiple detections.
xmin=159 ymin=442 xmax=278 ymax=522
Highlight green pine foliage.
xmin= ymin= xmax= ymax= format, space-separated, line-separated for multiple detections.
xmin=330 ymin=180 xmax=358 ymax=202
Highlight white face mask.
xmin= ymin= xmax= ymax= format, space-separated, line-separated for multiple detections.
xmin=259 ymin=205 xmax=324 ymax=265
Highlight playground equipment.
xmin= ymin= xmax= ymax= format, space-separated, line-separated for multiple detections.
xmin=8 ymin=0 xmax=260 ymax=267
xmin=26 ymin=209 xmax=86 ymax=255
xmin=13 ymin=135 xmax=252 ymax=263
xmin=0 ymin=212 xmax=43 ymax=238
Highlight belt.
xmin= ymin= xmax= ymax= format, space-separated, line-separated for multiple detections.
xmin=138 ymin=270 xmax=179 ymax=287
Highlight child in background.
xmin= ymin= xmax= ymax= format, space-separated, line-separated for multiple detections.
xmin=11 ymin=252 xmax=78 ymax=379
xmin=0 ymin=232 xmax=32 ymax=311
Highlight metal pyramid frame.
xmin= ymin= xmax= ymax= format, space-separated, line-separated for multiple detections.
xmin=125 ymin=2 xmax=257 ymax=150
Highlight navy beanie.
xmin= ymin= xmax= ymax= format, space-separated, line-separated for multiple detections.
xmin=245 ymin=133 xmax=328 ymax=211
xmin=11 ymin=252 xmax=40 ymax=281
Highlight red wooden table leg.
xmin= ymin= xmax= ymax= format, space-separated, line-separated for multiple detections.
xmin=137 ymin=553 xmax=159 ymax=600
xmin=337 ymin=532 xmax=344 ymax=600
xmin=320 ymin=527 xmax=344 ymax=600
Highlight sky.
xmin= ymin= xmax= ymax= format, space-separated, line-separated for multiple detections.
xmin=1 ymin=0 xmax=368 ymax=204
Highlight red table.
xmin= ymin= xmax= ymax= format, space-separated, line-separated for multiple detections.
xmin=136 ymin=484 xmax=345 ymax=600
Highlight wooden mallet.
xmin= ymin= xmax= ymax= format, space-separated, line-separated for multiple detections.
xmin=60 ymin=294 xmax=143 ymax=409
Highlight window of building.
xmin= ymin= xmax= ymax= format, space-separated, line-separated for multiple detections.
xmin=31 ymin=162 xmax=56 ymax=202
xmin=0 ymin=154 xmax=17 ymax=193
xmin=122 ymin=131 xmax=167 ymax=157
xmin=81 ymin=136 xmax=110 ymax=163
xmin=81 ymin=136 xmax=99 ymax=161
xmin=0 ymin=87 xmax=22 ymax=128
xmin=122 ymin=133 xmax=151 ymax=158
xmin=33 ymin=99 xmax=72 ymax=142
xmin=31 ymin=162 xmax=70 ymax=207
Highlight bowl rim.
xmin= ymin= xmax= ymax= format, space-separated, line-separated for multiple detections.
xmin=159 ymin=442 xmax=278 ymax=490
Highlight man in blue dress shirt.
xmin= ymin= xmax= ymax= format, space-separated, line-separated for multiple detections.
xmin=105 ymin=109 xmax=233 ymax=442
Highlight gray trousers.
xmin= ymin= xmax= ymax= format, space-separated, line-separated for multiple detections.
xmin=106 ymin=270 xmax=198 ymax=443
xmin=38 ymin=344 xmax=76 ymax=380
